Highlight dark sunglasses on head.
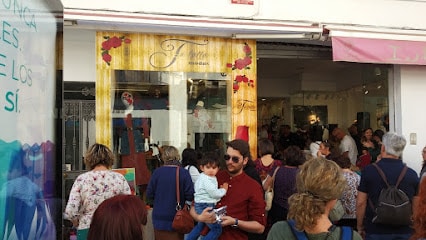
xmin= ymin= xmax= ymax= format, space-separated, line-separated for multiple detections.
xmin=224 ymin=154 xmax=240 ymax=163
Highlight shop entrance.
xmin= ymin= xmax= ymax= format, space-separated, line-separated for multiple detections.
xmin=256 ymin=42 xmax=390 ymax=157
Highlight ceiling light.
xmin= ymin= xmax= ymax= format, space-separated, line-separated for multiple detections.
xmin=362 ymin=84 xmax=369 ymax=94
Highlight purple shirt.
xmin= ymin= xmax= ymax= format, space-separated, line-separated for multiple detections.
xmin=271 ymin=166 xmax=299 ymax=209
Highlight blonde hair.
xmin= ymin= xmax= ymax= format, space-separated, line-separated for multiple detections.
xmin=84 ymin=143 xmax=115 ymax=170
xmin=161 ymin=145 xmax=180 ymax=162
xmin=288 ymin=157 xmax=346 ymax=230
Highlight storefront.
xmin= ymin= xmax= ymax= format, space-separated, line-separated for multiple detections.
xmin=95 ymin=33 xmax=258 ymax=158
xmin=58 ymin=2 xmax=426 ymax=240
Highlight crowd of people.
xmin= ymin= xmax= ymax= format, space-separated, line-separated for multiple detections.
xmin=260 ymin=122 xmax=386 ymax=168
xmin=64 ymin=127 xmax=426 ymax=240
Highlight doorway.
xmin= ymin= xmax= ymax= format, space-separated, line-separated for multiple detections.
xmin=256 ymin=42 xmax=390 ymax=151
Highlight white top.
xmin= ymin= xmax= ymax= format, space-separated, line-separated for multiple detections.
xmin=309 ymin=141 xmax=322 ymax=157
xmin=194 ymin=172 xmax=226 ymax=203
xmin=64 ymin=170 xmax=131 ymax=229
xmin=184 ymin=165 xmax=200 ymax=184
xmin=340 ymin=135 xmax=358 ymax=166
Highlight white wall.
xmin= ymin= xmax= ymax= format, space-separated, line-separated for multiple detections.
xmin=64 ymin=29 xmax=96 ymax=82
xmin=398 ymin=66 xmax=426 ymax=174
xmin=62 ymin=0 xmax=426 ymax=31
xmin=259 ymin=0 xmax=426 ymax=30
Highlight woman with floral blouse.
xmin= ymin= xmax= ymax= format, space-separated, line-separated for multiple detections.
xmin=332 ymin=155 xmax=360 ymax=230
xmin=64 ymin=143 xmax=131 ymax=240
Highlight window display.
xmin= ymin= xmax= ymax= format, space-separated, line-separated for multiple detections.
xmin=111 ymin=70 xmax=231 ymax=174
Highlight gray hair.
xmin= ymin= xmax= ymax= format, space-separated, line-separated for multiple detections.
xmin=382 ymin=132 xmax=406 ymax=157
xmin=161 ymin=145 xmax=181 ymax=162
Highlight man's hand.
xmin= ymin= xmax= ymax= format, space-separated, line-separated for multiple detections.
xmin=193 ymin=206 xmax=216 ymax=224
xmin=220 ymin=215 xmax=236 ymax=227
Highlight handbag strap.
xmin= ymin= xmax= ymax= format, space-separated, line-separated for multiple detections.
xmin=175 ymin=167 xmax=182 ymax=209
xmin=270 ymin=166 xmax=280 ymax=190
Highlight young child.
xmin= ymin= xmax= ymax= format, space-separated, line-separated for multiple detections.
xmin=186 ymin=151 xmax=228 ymax=240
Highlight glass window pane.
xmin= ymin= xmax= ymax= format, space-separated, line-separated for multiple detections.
xmin=111 ymin=70 xmax=231 ymax=172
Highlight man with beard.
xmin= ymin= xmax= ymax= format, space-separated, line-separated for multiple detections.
xmin=191 ymin=139 xmax=266 ymax=240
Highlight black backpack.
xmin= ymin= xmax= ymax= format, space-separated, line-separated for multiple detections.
xmin=369 ymin=163 xmax=412 ymax=226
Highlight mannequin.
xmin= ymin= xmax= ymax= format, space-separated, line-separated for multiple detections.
xmin=193 ymin=100 xmax=214 ymax=149
xmin=117 ymin=91 xmax=151 ymax=198
xmin=121 ymin=91 xmax=134 ymax=115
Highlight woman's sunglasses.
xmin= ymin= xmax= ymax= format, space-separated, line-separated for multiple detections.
xmin=224 ymin=154 xmax=240 ymax=163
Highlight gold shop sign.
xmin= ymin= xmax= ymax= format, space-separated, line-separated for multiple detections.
xmin=97 ymin=33 xmax=233 ymax=73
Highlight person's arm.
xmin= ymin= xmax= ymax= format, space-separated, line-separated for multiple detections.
xmin=263 ymin=175 xmax=272 ymax=191
xmin=356 ymin=191 xmax=367 ymax=239
xmin=182 ymin=170 xmax=195 ymax=202
xmin=220 ymin=216 xmax=265 ymax=234
xmin=220 ymin=182 xmax=266 ymax=234
xmin=64 ymin=176 xmax=83 ymax=227
xmin=204 ymin=177 xmax=227 ymax=199
xmin=309 ymin=142 xmax=319 ymax=157
xmin=189 ymin=166 xmax=200 ymax=183
xmin=189 ymin=204 xmax=216 ymax=223
xmin=412 ymin=195 xmax=419 ymax=216
xmin=342 ymin=151 xmax=350 ymax=159
xmin=263 ymin=167 xmax=280 ymax=191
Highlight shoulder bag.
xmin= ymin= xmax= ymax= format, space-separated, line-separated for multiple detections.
xmin=172 ymin=167 xmax=194 ymax=234
xmin=265 ymin=166 xmax=280 ymax=211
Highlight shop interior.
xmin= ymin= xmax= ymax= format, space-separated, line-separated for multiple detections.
xmin=256 ymin=41 xmax=389 ymax=145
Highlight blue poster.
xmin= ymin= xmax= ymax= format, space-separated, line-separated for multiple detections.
xmin=0 ymin=0 xmax=62 ymax=239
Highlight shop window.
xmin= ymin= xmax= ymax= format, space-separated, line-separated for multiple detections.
xmin=111 ymin=70 xmax=231 ymax=172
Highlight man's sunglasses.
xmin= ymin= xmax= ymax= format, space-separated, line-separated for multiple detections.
xmin=224 ymin=154 xmax=240 ymax=163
